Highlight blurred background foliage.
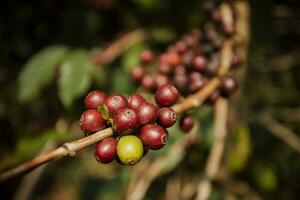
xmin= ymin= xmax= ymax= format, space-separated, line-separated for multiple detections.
xmin=0 ymin=0 xmax=300 ymax=199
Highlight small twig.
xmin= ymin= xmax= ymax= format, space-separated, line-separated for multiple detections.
xmin=195 ymin=98 xmax=229 ymax=200
xmin=0 ymin=128 xmax=113 ymax=182
xmin=91 ymin=29 xmax=146 ymax=65
xmin=259 ymin=113 xmax=300 ymax=154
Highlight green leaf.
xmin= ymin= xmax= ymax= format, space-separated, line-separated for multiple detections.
xmin=98 ymin=104 xmax=110 ymax=120
xmin=226 ymin=124 xmax=252 ymax=173
xmin=18 ymin=46 xmax=68 ymax=102
xmin=58 ymin=49 xmax=93 ymax=107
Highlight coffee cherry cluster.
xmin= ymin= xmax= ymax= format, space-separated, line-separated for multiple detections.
xmin=130 ymin=0 xmax=241 ymax=133
xmin=79 ymin=84 xmax=179 ymax=165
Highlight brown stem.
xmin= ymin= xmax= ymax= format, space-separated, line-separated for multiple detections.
xmin=90 ymin=29 xmax=146 ymax=66
xmin=0 ymin=128 xmax=113 ymax=182
xmin=259 ymin=113 xmax=300 ymax=154
xmin=196 ymin=98 xmax=229 ymax=200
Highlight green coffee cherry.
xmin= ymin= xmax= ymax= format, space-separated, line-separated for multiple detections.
xmin=117 ymin=135 xmax=143 ymax=165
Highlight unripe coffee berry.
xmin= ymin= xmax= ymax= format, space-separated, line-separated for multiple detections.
xmin=113 ymin=108 xmax=139 ymax=134
xmin=179 ymin=115 xmax=194 ymax=133
xmin=117 ymin=135 xmax=143 ymax=165
xmin=155 ymin=84 xmax=179 ymax=107
xmin=85 ymin=90 xmax=107 ymax=110
xmin=79 ymin=110 xmax=106 ymax=135
xmin=137 ymin=102 xmax=158 ymax=125
xmin=140 ymin=50 xmax=153 ymax=65
xmin=104 ymin=94 xmax=128 ymax=116
xmin=139 ymin=124 xmax=168 ymax=150
xmin=94 ymin=137 xmax=117 ymax=164
xmin=128 ymin=94 xmax=146 ymax=111
xmin=157 ymin=107 xmax=177 ymax=128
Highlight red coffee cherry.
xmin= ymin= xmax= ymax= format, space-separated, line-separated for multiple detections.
xmin=139 ymin=124 xmax=168 ymax=150
xmin=173 ymin=74 xmax=188 ymax=93
xmin=159 ymin=53 xmax=169 ymax=65
xmin=157 ymin=107 xmax=177 ymax=128
xmin=131 ymin=67 xmax=145 ymax=83
xmin=181 ymin=50 xmax=195 ymax=67
xmin=207 ymin=89 xmax=220 ymax=104
xmin=189 ymin=72 xmax=207 ymax=92
xmin=113 ymin=108 xmax=139 ymax=134
xmin=220 ymin=75 xmax=239 ymax=97
xmin=128 ymin=94 xmax=146 ymax=111
xmin=94 ymin=137 xmax=117 ymax=164
xmin=175 ymin=41 xmax=188 ymax=54
xmin=140 ymin=50 xmax=153 ymax=65
xmin=85 ymin=90 xmax=106 ymax=110
xmin=155 ymin=74 xmax=169 ymax=88
xmin=179 ymin=115 xmax=194 ymax=133
xmin=80 ymin=110 xmax=106 ymax=135
xmin=137 ymin=102 xmax=158 ymax=125
xmin=155 ymin=84 xmax=179 ymax=107
xmin=192 ymin=55 xmax=207 ymax=72
xmin=231 ymin=54 xmax=242 ymax=69
xmin=104 ymin=94 xmax=128 ymax=116
xmin=174 ymin=65 xmax=186 ymax=76
xmin=167 ymin=52 xmax=180 ymax=66
xmin=141 ymin=74 xmax=155 ymax=90
xmin=158 ymin=64 xmax=172 ymax=75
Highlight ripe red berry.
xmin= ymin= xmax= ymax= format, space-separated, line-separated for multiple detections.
xmin=192 ymin=55 xmax=207 ymax=72
xmin=207 ymin=89 xmax=220 ymax=104
xmin=231 ymin=54 xmax=242 ymax=69
xmin=94 ymin=137 xmax=117 ymax=164
xmin=113 ymin=108 xmax=139 ymax=134
xmin=128 ymin=94 xmax=146 ymax=111
xmin=140 ymin=50 xmax=153 ymax=65
xmin=85 ymin=90 xmax=106 ymax=110
xmin=158 ymin=64 xmax=172 ymax=75
xmin=155 ymin=74 xmax=169 ymax=88
xmin=155 ymin=84 xmax=179 ymax=107
xmin=136 ymin=102 xmax=158 ymax=125
xmin=141 ymin=74 xmax=155 ymax=90
xmin=220 ymin=76 xmax=239 ymax=96
xmin=167 ymin=52 xmax=180 ymax=66
xmin=174 ymin=65 xmax=186 ymax=76
xmin=189 ymin=72 xmax=207 ymax=92
xmin=79 ymin=110 xmax=106 ymax=135
xmin=104 ymin=94 xmax=128 ymax=116
xmin=131 ymin=67 xmax=145 ymax=83
xmin=139 ymin=124 xmax=168 ymax=150
xmin=157 ymin=107 xmax=177 ymax=128
xmin=175 ymin=41 xmax=188 ymax=54
xmin=174 ymin=75 xmax=188 ymax=93
xmin=181 ymin=51 xmax=194 ymax=67
xmin=179 ymin=115 xmax=194 ymax=133
xmin=159 ymin=53 xmax=169 ymax=65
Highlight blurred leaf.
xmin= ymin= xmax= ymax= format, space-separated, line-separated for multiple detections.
xmin=226 ymin=124 xmax=252 ymax=173
xmin=58 ymin=49 xmax=93 ymax=107
xmin=111 ymin=68 xmax=135 ymax=94
xmin=98 ymin=104 xmax=109 ymax=120
xmin=150 ymin=27 xmax=176 ymax=43
xmin=18 ymin=46 xmax=68 ymax=102
xmin=122 ymin=43 xmax=146 ymax=73
xmin=254 ymin=164 xmax=278 ymax=191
